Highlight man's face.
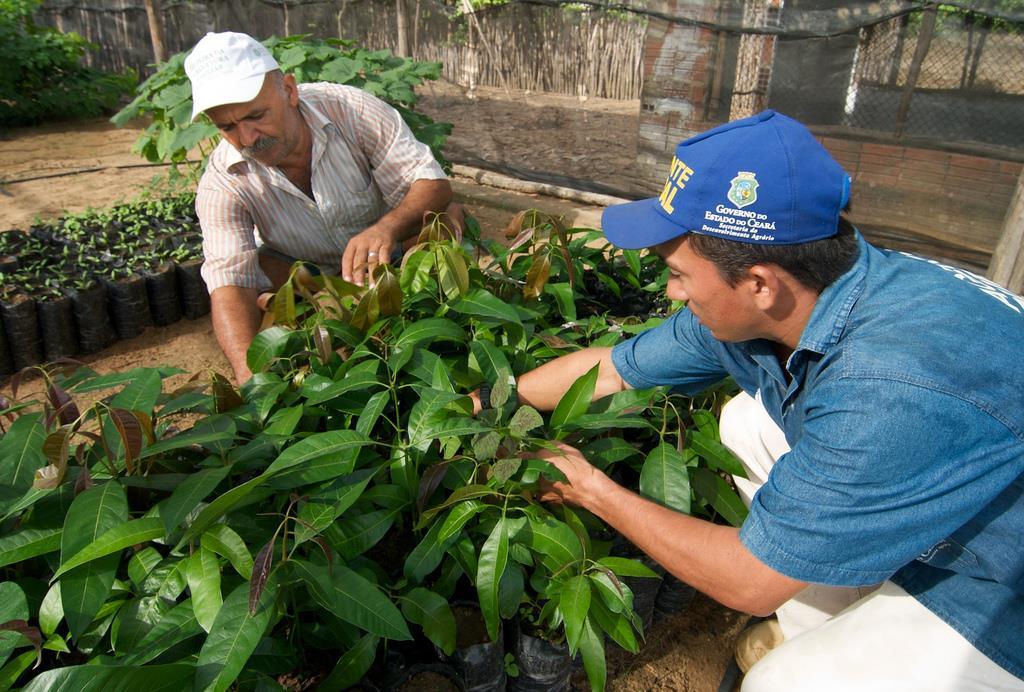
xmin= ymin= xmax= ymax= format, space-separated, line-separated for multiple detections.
xmin=206 ymin=73 xmax=303 ymax=167
xmin=655 ymin=235 xmax=762 ymax=342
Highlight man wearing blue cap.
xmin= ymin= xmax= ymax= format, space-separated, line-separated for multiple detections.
xmin=478 ymin=110 xmax=1024 ymax=688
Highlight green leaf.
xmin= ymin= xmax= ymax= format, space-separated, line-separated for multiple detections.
xmin=544 ymin=282 xmax=577 ymax=321
xmin=550 ymin=363 xmax=599 ymax=432
xmin=195 ymin=577 xmax=278 ymax=692
xmin=436 ymin=500 xmax=486 ymax=542
xmin=60 ymin=483 xmax=127 ymax=642
xmin=160 ymin=465 xmax=231 ymax=534
xmin=294 ymin=561 xmax=411 ymax=640
xmin=0 ymin=413 xmax=46 ymax=496
xmin=451 ymin=288 xmax=522 ymax=323
xmin=247 ymin=326 xmax=299 ymax=373
xmin=476 ymin=516 xmax=509 ymax=642
xmin=577 ymin=616 xmax=607 ymax=692
xmin=526 ymin=516 xmax=584 ymax=572
xmin=21 ymin=663 xmax=195 ymax=692
xmin=639 ymin=443 xmax=691 ymax=514
xmin=201 ymin=524 xmax=254 ymax=580
xmin=356 ymin=390 xmax=390 ymax=437
xmin=295 ymin=502 xmax=336 ymax=544
xmin=688 ymin=428 xmax=747 ymax=477
xmin=394 ymin=317 xmax=466 ymax=351
xmin=138 ymin=426 xmax=238 ymax=461
xmin=559 ymin=575 xmax=592 ymax=653
xmin=596 ymin=556 xmax=660 ymax=579
xmin=187 ymin=548 xmax=223 ymax=632
xmin=332 ymin=507 xmax=401 ymax=560
xmin=469 ymin=340 xmax=512 ymax=384
xmin=120 ymin=600 xmax=202 ymax=665
xmin=319 ymin=633 xmax=379 ymax=691
xmin=0 ymin=582 xmax=29 ymax=668
xmin=401 ymin=588 xmax=456 ymax=655
xmin=508 ymin=406 xmax=543 ymax=438
xmin=404 ymin=519 xmax=455 ymax=584
xmin=110 ymin=368 xmax=163 ymax=414
xmin=0 ymin=528 xmax=61 ymax=569
xmin=690 ymin=467 xmax=749 ymax=527
xmin=264 ymin=430 xmax=370 ymax=476
xmin=53 ymin=518 xmax=164 ymax=579
xmin=177 ymin=476 xmax=267 ymax=546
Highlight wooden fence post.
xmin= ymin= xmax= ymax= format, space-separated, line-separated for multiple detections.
xmin=987 ymin=168 xmax=1024 ymax=294
xmin=142 ymin=0 xmax=166 ymax=64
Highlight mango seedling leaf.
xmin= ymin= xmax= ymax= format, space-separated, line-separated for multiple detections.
xmin=476 ymin=516 xmax=509 ymax=642
xmin=59 ymin=483 xmax=127 ymax=642
xmin=544 ymin=281 xmax=577 ymax=322
xmin=120 ymin=600 xmax=202 ymax=666
xmin=577 ymin=615 xmax=607 ymax=692
xmin=20 ymin=662 xmax=195 ymax=692
xmin=491 ymin=457 xmax=522 ymax=484
xmin=187 ymin=548 xmax=223 ymax=633
xmin=0 ymin=413 xmax=46 ymax=494
xmin=46 ymin=383 xmax=80 ymax=426
xmin=249 ymin=540 xmax=274 ymax=616
xmin=0 ymin=528 xmax=62 ymax=569
xmin=210 ymin=372 xmax=244 ymax=413
xmin=416 ymin=484 xmax=496 ymax=528
xmin=524 ymin=249 xmax=551 ymax=301
xmin=416 ymin=461 xmax=449 ymax=513
xmin=247 ymin=326 xmax=298 ymax=373
xmin=394 ymin=317 xmax=466 ymax=352
xmin=108 ymin=408 xmax=143 ymax=474
xmin=595 ymin=556 xmax=660 ymax=579
xmin=375 ymin=264 xmax=402 ymax=316
xmin=160 ymin=465 xmax=230 ymax=535
xmin=588 ymin=595 xmax=638 ymax=653
xmin=469 ymin=340 xmax=511 ymax=385
xmin=439 ymin=245 xmax=470 ymax=298
xmin=639 ymin=443 xmax=691 ymax=514
xmin=196 ymin=577 xmax=278 ymax=692
xmin=689 ymin=467 xmax=749 ymax=527
xmin=0 ymin=582 xmax=30 ymax=668
xmin=550 ymin=363 xmax=599 ymax=432
xmin=687 ymin=428 xmax=746 ymax=477
xmin=293 ymin=561 xmax=411 ymax=640
xmin=401 ymin=587 xmax=456 ymax=655
xmin=559 ymin=575 xmax=592 ymax=652
xmin=200 ymin=524 xmax=254 ymax=580
xmin=526 ymin=516 xmax=583 ymax=573
xmin=319 ymin=632 xmax=379 ymax=691
xmin=272 ymin=279 xmax=297 ymax=326
xmin=451 ymin=288 xmax=522 ymax=323
xmin=53 ymin=518 xmax=165 ymax=579
xmin=403 ymin=519 xmax=456 ymax=584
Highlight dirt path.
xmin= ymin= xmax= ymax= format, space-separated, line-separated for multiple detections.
xmin=0 ymin=89 xmax=746 ymax=692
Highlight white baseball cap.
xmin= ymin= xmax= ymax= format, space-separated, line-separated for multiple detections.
xmin=185 ymin=31 xmax=280 ymax=121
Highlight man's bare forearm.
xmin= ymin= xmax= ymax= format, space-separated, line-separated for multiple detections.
xmin=210 ymin=285 xmax=261 ymax=383
xmin=517 ymin=347 xmax=628 ymax=411
xmin=377 ymin=178 xmax=453 ymax=243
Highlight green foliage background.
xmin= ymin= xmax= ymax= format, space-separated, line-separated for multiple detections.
xmin=0 ymin=0 xmax=136 ymax=126
xmin=112 ymin=34 xmax=453 ymax=177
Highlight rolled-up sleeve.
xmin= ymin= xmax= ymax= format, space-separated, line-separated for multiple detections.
xmin=196 ymin=180 xmax=268 ymax=293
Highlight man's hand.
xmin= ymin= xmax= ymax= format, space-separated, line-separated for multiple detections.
xmin=533 ymin=440 xmax=613 ymax=510
xmin=342 ymin=222 xmax=401 ymax=287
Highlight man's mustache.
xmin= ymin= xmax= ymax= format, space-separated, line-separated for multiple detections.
xmin=242 ymin=136 xmax=278 ymax=157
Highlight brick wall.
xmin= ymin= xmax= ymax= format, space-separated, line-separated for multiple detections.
xmin=821 ymin=136 xmax=1023 ymax=255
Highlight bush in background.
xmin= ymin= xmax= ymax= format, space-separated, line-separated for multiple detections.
xmin=0 ymin=0 xmax=136 ymax=126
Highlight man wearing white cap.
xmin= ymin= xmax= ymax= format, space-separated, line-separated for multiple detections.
xmin=184 ymin=31 xmax=455 ymax=383
xmin=472 ymin=110 xmax=1024 ymax=689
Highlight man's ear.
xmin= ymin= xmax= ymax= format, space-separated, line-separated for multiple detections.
xmin=282 ymin=74 xmax=300 ymax=107
xmin=745 ymin=264 xmax=782 ymax=310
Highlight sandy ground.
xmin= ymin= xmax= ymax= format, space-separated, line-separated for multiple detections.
xmin=0 ymin=85 xmax=747 ymax=691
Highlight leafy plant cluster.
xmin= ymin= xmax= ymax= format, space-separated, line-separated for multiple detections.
xmin=0 ymin=0 xmax=136 ymax=126
xmin=112 ymin=35 xmax=453 ymax=180
xmin=0 ymin=194 xmax=201 ymax=304
xmin=0 ymin=211 xmax=745 ymax=690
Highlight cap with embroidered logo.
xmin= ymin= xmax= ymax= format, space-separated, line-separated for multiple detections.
xmin=601 ymin=110 xmax=851 ymax=248
xmin=185 ymin=31 xmax=280 ymax=122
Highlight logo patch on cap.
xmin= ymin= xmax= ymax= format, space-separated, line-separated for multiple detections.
xmin=727 ymin=172 xmax=758 ymax=209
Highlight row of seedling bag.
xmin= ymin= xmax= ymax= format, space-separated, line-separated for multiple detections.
xmin=0 ymin=195 xmax=209 ymax=376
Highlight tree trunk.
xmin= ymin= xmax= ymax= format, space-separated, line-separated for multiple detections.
xmin=142 ymin=0 xmax=166 ymax=64
xmin=395 ymin=0 xmax=409 ymax=57
xmin=988 ymin=167 xmax=1024 ymax=295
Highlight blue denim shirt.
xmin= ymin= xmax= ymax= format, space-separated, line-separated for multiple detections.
xmin=611 ymin=234 xmax=1024 ymax=678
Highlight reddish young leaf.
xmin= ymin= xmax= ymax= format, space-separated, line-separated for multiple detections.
xmin=210 ymin=372 xmax=243 ymax=413
xmin=109 ymin=408 xmax=143 ymax=474
xmin=41 ymin=429 xmax=71 ymax=469
xmin=47 ymin=383 xmax=80 ymax=426
xmin=417 ymin=461 xmax=450 ymax=513
xmin=0 ymin=619 xmax=42 ymax=663
xmin=74 ymin=461 xmax=94 ymax=494
xmin=250 ymin=539 xmax=274 ymax=616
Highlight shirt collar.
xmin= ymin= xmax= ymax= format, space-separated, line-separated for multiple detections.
xmin=222 ymin=92 xmax=337 ymax=173
xmin=794 ymin=231 xmax=870 ymax=356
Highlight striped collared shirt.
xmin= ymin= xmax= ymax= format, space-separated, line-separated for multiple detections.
xmin=196 ymin=82 xmax=446 ymax=292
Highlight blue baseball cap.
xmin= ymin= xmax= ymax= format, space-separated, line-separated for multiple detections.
xmin=602 ymin=110 xmax=851 ymax=248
